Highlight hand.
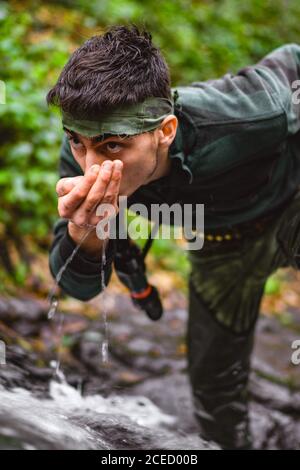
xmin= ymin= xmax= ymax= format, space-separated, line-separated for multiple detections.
xmin=56 ymin=160 xmax=123 ymax=254
xmin=56 ymin=160 xmax=123 ymax=227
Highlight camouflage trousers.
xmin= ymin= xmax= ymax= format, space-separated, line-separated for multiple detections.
xmin=186 ymin=186 xmax=300 ymax=449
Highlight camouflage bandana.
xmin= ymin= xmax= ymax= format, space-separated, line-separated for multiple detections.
xmin=61 ymin=96 xmax=174 ymax=138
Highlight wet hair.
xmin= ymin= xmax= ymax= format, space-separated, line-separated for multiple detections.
xmin=46 ymin=24 xmax=171 ymax=120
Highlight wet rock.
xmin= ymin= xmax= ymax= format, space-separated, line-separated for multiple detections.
xmin=254 ymin=313 xmax=300 ymax=388
xmin=116 ymin=371 xmax=146 ymax=386
xmin=250 ymin=403 xmax=299 ymax=450
xmin=127 ymin=338 xmax=162 ymax=355
xmin=109 ymin=323 xmax=132 ymax=338
xmin=127 ymin=373 xmax=199 ymax=435
xmin=250 ymin=373 xmax=300 ymax=414
xmin=0 ymin=298 xmax=46 ymax=322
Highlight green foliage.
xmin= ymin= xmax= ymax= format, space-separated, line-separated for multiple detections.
xmin=55 ymin=0 xmax=300 ymax=83
xmin=0 ymin=2 xmax=69 ymax=275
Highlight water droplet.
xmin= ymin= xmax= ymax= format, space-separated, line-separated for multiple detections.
xmin=101 ymin=339 xmax=109 ymax=363
xmin=48 ymin=297 xmax=58 ymax=319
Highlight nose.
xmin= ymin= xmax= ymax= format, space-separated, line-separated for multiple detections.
xmin=85 ymin=150 xmax=110 ymax=172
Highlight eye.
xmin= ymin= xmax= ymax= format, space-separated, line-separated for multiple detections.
xmin=67 ymin=135 xmax=84 ymax=150
xmin=105 ymin=142 xmax=123 ymax=153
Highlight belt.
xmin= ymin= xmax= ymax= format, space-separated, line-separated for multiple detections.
xmin=195 ymin=194 xmax=297 ymax=243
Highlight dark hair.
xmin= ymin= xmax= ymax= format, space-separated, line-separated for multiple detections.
xmin=46 ymin=25 xmax=171 ymax=119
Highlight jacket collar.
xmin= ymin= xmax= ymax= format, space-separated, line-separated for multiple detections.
xmin=146 ymin=100 xmax=195 ymax=190
xmin=168 ymin=110 xmax=194 ymax=185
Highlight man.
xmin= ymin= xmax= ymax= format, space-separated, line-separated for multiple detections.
xmin=47 ymin=25 xmax=300 ymax=449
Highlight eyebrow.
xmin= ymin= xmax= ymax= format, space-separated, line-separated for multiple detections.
xmin=63 ymin=127 xmax=131 ymax=145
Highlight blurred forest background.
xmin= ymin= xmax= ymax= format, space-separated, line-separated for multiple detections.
xmin=1 ymin=0 xmax=300 ymax=320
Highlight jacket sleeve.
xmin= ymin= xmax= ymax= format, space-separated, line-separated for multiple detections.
xmin=253 ymin=43 xmax=300 ymax=136
xmin=48 ymin=135 xmax=116 ymax=301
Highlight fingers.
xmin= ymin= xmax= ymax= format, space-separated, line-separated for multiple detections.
xmin=89 ymin=160 xmax=123 ymax=226
xmin=58 ymin=164 xmax=101 ymax=218
xmin=101 ymin=160 xmax=123 ymax=204
xmin=81 ymin=161 xmax=115 ymax=213
xmin=56 ymin=176 xmax=84 ymax=197
xmin=75 ymin=160 xmax=123 ymax=226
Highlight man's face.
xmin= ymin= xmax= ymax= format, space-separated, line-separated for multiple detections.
xmin=64 ymin=128 xmax=161 ymax=197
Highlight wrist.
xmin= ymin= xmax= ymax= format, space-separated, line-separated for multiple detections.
xmin=67 ymin=221 xmax=106 ymax=256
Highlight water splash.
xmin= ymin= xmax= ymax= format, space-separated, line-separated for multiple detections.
xmin=0 ymin=379 xmax=214 ymax=450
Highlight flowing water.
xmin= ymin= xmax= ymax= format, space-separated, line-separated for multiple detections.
xmin=47 ymin=226 xmax=95 ymax=320
xmin=0 ymin=379 xmax=214 ymax=450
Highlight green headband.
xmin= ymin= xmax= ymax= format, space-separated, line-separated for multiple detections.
xmin=61 ymin=96 xmax=174 ymax=138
